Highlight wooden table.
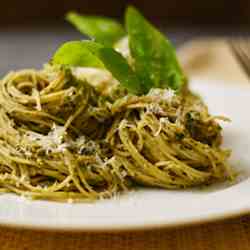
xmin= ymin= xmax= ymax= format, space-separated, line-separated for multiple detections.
xmin=1 ymin=215 xmax=250 ymax=250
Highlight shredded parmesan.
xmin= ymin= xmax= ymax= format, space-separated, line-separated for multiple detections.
xmin=72 ymin=67 xmax=119 ymax=95
xmin=148 ymin=88 xmax=176 ymax=103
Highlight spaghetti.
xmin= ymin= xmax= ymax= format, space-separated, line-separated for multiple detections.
xmin=0 ymin=65 xmax=233 ymax=202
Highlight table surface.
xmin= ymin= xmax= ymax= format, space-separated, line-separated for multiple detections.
xmin=1 ymin=215 xmax=250 ymax=250
xmin=1 ymin=26 xmax=250 ymax=250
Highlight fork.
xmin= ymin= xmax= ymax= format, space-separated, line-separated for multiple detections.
xmin=228 ymin=38 xmax=250 ymax=78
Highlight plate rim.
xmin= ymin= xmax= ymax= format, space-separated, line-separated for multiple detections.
xmin=0 ymin=206 xmax=249 ymax=232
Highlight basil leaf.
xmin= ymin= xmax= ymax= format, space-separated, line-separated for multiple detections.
xmin=53 ymin=41 xmax=143 ymax=95
xmin=52 ymin=41 xmax=104 ymax=68
xmin=66 ymin=12 xmax=126 ymax=47
xmin=80 ymin=40 xmax=104 ymax=55
xmin=77 ymin=41 xmax=144 ymax=94
xmin=97 ymin=47 xmax=144 ymax=94
xmin=125 ymin=6 xmax=185 ymax=91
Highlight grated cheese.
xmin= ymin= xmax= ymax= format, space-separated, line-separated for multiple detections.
xmin=148 ymin=88 xmax=176 ymax=103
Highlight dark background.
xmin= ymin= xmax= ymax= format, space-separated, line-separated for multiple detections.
xmin=0 ymin=0 xmax=249 ymax=74
xmin=1 ymin=0 xmax=250 ymax=26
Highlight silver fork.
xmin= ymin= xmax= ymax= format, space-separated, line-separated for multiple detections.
xmin=228 ymin=38 xmax=250 ymax=78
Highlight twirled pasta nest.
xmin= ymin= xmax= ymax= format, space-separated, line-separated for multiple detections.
xmin=0 ymin=66 xmax=233 ymax=202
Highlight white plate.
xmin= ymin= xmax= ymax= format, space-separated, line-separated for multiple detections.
xmin=1 ymin=79 xmax=250 ymax=232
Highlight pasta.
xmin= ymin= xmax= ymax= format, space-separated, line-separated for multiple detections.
xmin=0 ymin=65 xmax=234 ymax=202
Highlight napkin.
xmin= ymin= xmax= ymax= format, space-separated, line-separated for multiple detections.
xmin=177 ymin=38 xmax=249 ymax=85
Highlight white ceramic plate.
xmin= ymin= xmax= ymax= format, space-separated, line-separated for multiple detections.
xmin=1 ymin=79 xmax=250 ymax=232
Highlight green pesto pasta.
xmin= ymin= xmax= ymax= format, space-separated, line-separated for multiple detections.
xmin=0 ymin=65 xmax=234 ymax=202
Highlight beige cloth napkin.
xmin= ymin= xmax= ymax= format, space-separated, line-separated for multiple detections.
xmin=178 ymin=38 xmax=249 ymax=84
xmin=1 ymin=38 xmax=250 ymax=250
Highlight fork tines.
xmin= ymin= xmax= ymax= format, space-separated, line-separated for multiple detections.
xmin=229 ymin=38 xmax=250 ymax=78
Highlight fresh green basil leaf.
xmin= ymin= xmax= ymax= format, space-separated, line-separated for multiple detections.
xmin=80 ymin=40 xmax=104 ymax=54
xmin=125 ymin=6 xmax=185 ymax=91
xmin=97 ymin=47 xmax=144 ymax=95
xmin=53 ymin=40 xmax=143 ymax=95
xmin=80 ymin=42 xmax=144 ymax=94
xmin=52 ymin=41 xmax=104 ymax=68
xmin=66 ymin=12 xmax=126 ymax=47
